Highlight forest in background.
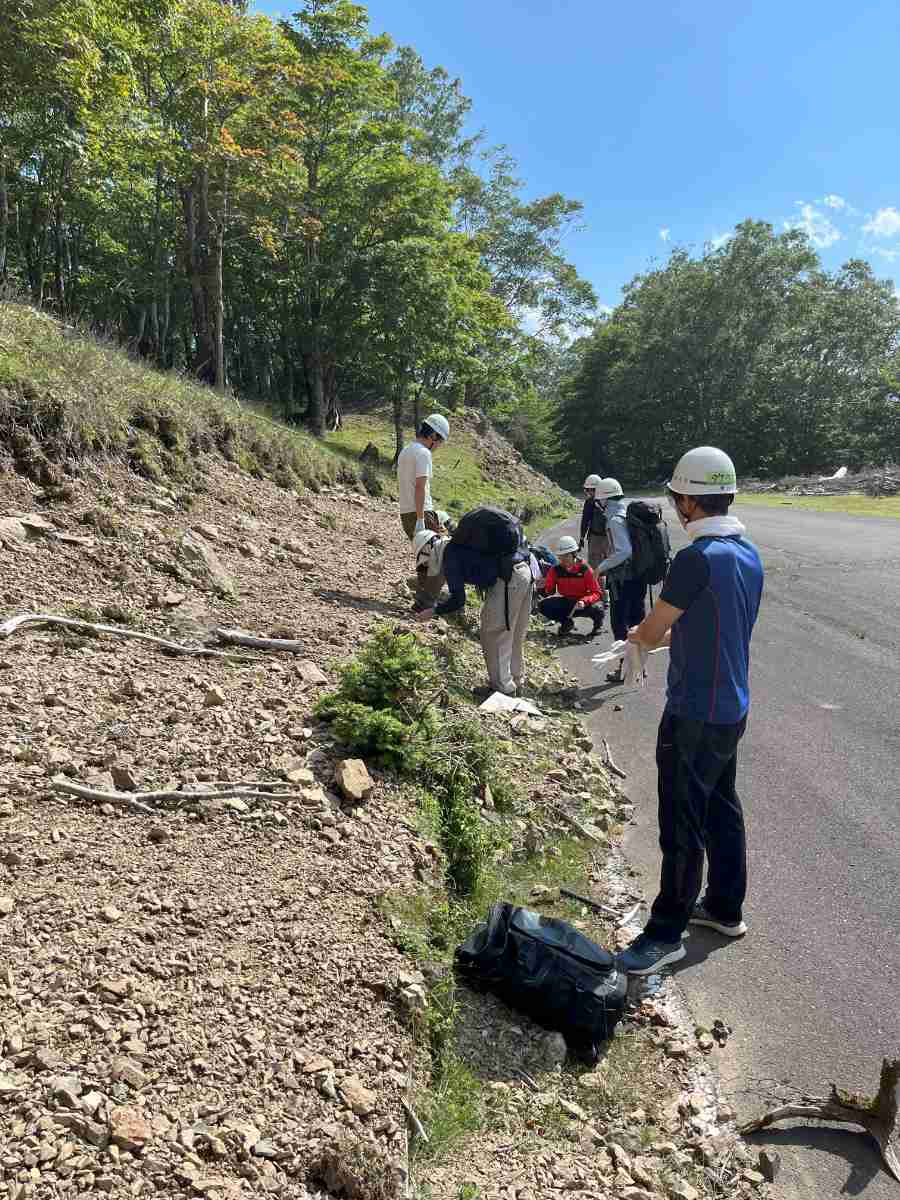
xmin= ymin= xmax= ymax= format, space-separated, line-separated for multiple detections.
xmin=2 ymin=0 xmax=898 ymax=482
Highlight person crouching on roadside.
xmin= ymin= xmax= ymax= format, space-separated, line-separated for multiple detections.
xmin=538 ymin=536 xmax=606 ymax=638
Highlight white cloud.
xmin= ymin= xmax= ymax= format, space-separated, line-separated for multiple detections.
xmin=871 ymin=246 xmax=900 ymax=262
xmin=823 ymin=194 xmax=847 ymax=210
xmin=659 ymin=227 xmax=670 ymax=242
xmin=784 ymin=202 xmax=841 ymax=248
xmin=862 ymin=206 xmax=900 ymax=238
xmin=709 ymin=232 xmax=731 ymax=250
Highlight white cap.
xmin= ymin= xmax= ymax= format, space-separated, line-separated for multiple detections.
xmin=583 ymin=474 xmax=602 ymax=489
xmin=412 ymin=529 xmax=439 ymax=562
xmin=557 ymin=535 xmax=579 ymax=554
xmin=668 ymin=446 xmax=738 ymax=495
xmin=595 ymin=477 xmax=623 ymax=499
xmin=423 ymin=413 xmax=449 ymax=441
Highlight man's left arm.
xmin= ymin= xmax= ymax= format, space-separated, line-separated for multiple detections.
xmin=627 ymin=599 xmax=682 ymax=649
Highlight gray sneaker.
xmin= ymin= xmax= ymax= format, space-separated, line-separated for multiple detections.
xmin=616 ymin=933 xmax=686 ymax=976
xmin=689 ymin=903 xmax=747 ymax=937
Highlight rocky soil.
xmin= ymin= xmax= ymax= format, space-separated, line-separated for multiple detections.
xmin=0 ymin=457 xmax=440 ymax=1200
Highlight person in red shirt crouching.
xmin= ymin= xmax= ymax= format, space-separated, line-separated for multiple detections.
xmin=538 ymin=535 xmax=606 ymax=638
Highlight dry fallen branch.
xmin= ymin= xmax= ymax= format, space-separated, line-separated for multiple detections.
xmin=52 ymin=777 xmax=302 ymax=811
xmin=740 ymin=1056 xmax=900 ymax=1185
xmin=213 ymin=628 xmax=305 ymax=653
xmin=601 ymin=737 xmax=627 ymax=779
xmin=0 ymin=613 xmax=253 ymax=661
xmin=399 ymin=1097 xmax=428 ymax=1145
xmin=550 ymin=803 xmax=603 ymax=844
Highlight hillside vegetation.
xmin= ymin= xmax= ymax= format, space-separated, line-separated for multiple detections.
xmin=0 ymin=301 xmax=572 ymax=533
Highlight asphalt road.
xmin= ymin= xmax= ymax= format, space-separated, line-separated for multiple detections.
xmin=546 ymin=501 xmax=900 ymax=1199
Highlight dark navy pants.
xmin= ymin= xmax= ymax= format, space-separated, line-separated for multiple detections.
xmin=608 ymin=577 xmax=646 ymax=640
xmin=538 ymin=596 xmax=605 ymax=630
xmin=644 ymin=710 xmax=748 ymax=943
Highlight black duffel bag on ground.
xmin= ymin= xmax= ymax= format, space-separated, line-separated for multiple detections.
xmin=455 ymin=902 xmax=628 ymax=1063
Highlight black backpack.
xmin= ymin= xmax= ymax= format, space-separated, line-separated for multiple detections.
xmin=588 ymin=500 xmax=607 ymax=537
xmin=451 ymin=506 xmax=529 ymax=628
xmin=625 ymin=500 xmax=671 ymax=586
xmin=455 ymin=903 xmax=627 ymax=1064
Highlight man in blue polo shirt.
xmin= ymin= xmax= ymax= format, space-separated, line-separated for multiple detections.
xmin=616 ymin=446 xmax=764 ymax=975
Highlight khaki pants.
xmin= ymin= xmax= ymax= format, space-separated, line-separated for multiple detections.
xmin=480 ymin=561 xmax=533 ymax=694
xmin=401 ymin=511 xmax=444 ymax=606
xmin=400 ymin=510 xmax=440 ymax=539
xmin=586 ymin=531 xmax=610 ymax=571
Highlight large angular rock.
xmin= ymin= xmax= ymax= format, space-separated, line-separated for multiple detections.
xmin=176 ymin=531 xmax=234 ymax=597
xmin=339 ymin=1075 xmax=376 ymax=1117
xmin=334 ymin=759 xmax=374 ymax=803
xmin=109 ymin=1106 xmax=152 ymax=1152
xmin=296 ymin=660 xmax=328 ymax=686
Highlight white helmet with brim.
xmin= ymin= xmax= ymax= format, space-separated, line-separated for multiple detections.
xmin=667 ymin=446 xmax=738 ymax=495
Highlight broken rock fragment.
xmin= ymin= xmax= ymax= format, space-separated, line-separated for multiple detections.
xmin=109 ymin=1106 xmax=153 ymax=1152
xmin=334 ymin=758 xmax=374 ymax=803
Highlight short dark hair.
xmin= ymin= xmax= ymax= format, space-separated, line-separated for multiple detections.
xmin=692 ymin=493 xmax=734 ymax=516
xmin=419 ymin=422 xmax=439 ymax=440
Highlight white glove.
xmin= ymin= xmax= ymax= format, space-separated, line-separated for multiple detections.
xmin=414 ymin=518 xmax=426 ymax=533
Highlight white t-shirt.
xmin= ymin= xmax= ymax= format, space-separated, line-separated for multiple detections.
xmin=397 ymin=440 xmax=433 ymax=514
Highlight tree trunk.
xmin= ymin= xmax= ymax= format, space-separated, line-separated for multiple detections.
xmin=308 ymin=346 xmax=325 ymax=436
xmin=392 ymin=387 xmax=404 ymax=465
xmin=181 ymin=177 xmax=215 ymax=384
xmin=0 ymin=151 xmax=8 ymax=282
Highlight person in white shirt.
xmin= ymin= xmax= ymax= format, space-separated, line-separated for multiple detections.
xmin=397 ymin=414 xmax=449 ymax=539
xmin=397 ymin=413 xmax=450 ymax=608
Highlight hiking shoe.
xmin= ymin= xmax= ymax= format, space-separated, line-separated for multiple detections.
xmin=616 ymin=933 xmax=686 ymax=976
xmin=559 ymin=618 xmax=575 ymax=637
xmin=689 ymin=903 xmax=747 ymax=937
xmin=606 ymin=665 xmax=624 ymax=683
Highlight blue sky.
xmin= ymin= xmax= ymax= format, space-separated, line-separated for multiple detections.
xmin=260 ymin=0 xmax=900 ymax=310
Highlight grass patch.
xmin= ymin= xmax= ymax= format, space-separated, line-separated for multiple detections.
xmin=0 ymin=300 xmax=345 ymax=493
xmin=735 ymin=492 xmax=900 ymax=519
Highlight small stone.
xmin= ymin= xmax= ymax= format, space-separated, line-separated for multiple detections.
xmin=559 ymin=1099 xmax=587 ymax=1121
xmin=668 ymin=1181 xmax=700 ymax=1200
xmin=0 ymin=895 xmax=15 ymax=915
xmin=282 ymin=760 xmax=314 ymax=785
xmin=119 ymin=676 xmax=145 ymax=699
xmin=109 ymin=1106 xmax=152 ymax=1152
xmin=100 ymin=904 xmax=122 ymax=923
xmin=529 ymin=884 xmax=559 ymax=903
xmin=109 ymin=1056 xmax=147 ymax=1090
xmin=203 ymin=684 xmax=226 ymax=708
xmin=148 ymin=824 xmax=169 ymax=844
xmin=50 ymin=1076 xmax=83 ymax=1109
xmin=742 ymin=1169 xmax=766 ymax=1186
xmin=340 ymin=1074 xmax=376 ymax=1117
xmin=162 ymin=591 xmax=186 ymax=608
xmin=758 ymin=1150 xmax=782 ymax=1183
xmin=664 ymin=1039 xmax=690 ymax=1059
xmin=301 ymin=1055 xmax=334 ymax=1074
xmin=110 ymin=764 xmax=139 ymax=792
xmin=296 ymin=660 xmax=328 ymax=686
xmin=32 ymin=1047 xmax=64 ymax=1072
xmin=334 ymin=758 xmax=374 ymax=802
xmin=0 ymin=797 xmax=15 ymax=818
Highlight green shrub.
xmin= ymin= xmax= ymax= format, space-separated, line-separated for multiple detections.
xmin=314 ymin=625 xmax=440 ymax=771
xmin=332 ymin=624 xmax=438 ymax=712
xmin=316 ymin=697 xmax=433 ymax=772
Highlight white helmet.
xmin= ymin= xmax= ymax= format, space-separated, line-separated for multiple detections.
xmin=583 ymin=473 xmax=603 ymax=490
xmin=423 ymin=413 xmax=449 ymax=442
xmin=412 ymin=529 xmax=439 ymax=562
xmin=595 ymin=477 xmax=623 ymax=499
xmin=668 ymin=446 xmax=737 ymax=495
xmin=557 ymin=535 xmax=579 ymax=554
